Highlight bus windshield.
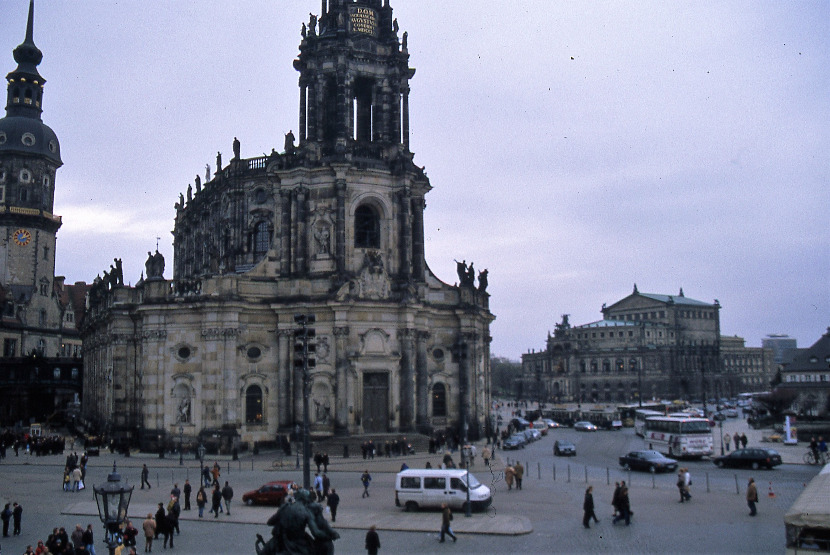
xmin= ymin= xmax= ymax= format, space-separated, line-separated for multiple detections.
xmin=679 ymin=420 xmax=710 ymax=434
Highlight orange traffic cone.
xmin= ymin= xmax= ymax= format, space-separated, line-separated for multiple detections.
xmin=768 ymin=482 xmax=775 ymax=498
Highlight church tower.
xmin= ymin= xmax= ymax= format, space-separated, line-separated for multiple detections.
xmin=83 ymin=1 xmax=494 ymax=450
xmin=0 ymin=0 xmax=64 ymax=357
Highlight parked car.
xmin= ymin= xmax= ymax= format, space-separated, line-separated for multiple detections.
xmin=713 ymin=448 xmax=783 ymax=470
xmin=242 ymin=480 xmax=296 ymax=506
xmin=574 ymin=421 xmax=598 ymax=432
xmin=510 ymin=417 xmax=531 ymax=431
xmin=618 ymin=450 xmax=678 ymax=473
xmin=712 ymin=412 xmax=727 ymax=421
xmin=531 ymin=420 xmax=549 ymax=435
xmin=523 ymin=428 xmax=542 ymax=443
xmin=554 ymin=439 xmax=576 ymax=456
xmin=724 ymin=408 xmax=739 ymax=418
xmin=503 ymin=434 xmax=527 ymax=450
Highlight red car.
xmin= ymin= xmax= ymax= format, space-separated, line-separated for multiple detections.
xmin=242 ymin=481 xmax=296 ymax=506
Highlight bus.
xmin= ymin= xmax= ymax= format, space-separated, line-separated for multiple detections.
xmin=634 ymin=409 xmax=665 ymax=437
xmin=643 ymin=416 xmax=714 ymax=458
xmin=618 ymin=403 xmax=665 ymax=426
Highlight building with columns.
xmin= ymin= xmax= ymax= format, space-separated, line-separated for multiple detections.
xmin=81 ymin=0 xmax=494 ymax=450
xmin=520 ymin=286 xmax=771 ymax=405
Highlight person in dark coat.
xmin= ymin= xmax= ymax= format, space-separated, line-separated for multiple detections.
xmin=583 ymin=486 xmax=599 ymax=528
xmin=439 ymin=502 xmax=457 ymax=542
xmin=327 ymin=489 xmax=340 ymax=523
xmin=11 ymin=502 xmax=22 ymax=536
xmin=154 ymin=503 xmax=166 ymax=539
xmin=612 ymin=486 xmax=631 ymax=525
xmin=365 ymin=525 xmax=380 ymax=555
xmin=183 ymin=479 xmax=192 ymax=510
xmin=211 ymin=484 xmax=223 ymax=518
xmin=1 ymin=503 xmax=11 ymax=537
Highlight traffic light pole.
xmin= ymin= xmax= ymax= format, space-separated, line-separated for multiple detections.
xmin=294 ymin=314 xmax=316 ymax=491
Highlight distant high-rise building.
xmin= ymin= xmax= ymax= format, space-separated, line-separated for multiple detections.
xmin=762 ymin=334 xmax=798 ymax=365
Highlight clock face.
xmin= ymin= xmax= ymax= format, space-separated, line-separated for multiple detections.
xmin=13 ymin=229 xmax=31 ymax=246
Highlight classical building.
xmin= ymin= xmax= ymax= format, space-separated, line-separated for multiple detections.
xmin=0 ymin=1 xmax=87 ymax=426
xmin=81 ymin=0 xmax=494 ymax=450
xmin=520 ymin=285 xmax=771 ymax=404
xmin=777 ymin=328 xmax=830 ymax=416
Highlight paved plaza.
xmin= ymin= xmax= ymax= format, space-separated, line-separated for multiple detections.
xmin=0 ymin=415 xmax=821 ymax=554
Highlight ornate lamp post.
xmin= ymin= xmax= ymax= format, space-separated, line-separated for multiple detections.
xmin=197 ymin=442 xmax=206 ymax=486
xmin=93 ymin=462 xmax=134 ymax=555
xmin=179 ymin=425 xmax=184 ymax=466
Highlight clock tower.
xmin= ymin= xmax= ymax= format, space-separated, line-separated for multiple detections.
xmin=0 ymin=0 xmax=64 ymax=357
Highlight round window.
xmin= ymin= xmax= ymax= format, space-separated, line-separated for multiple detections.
xmin=21 ymin=133 xmax=35 ymax=146
xmin=247 ymin=346 xmax=262 ymax=359
xmin=178 ymin=346 xmax=191 ymax=359
xmin=433 ymin=348 xmax=444 ymax=360
xmin=48 ymin=140 xmax=57 ymax=153
xmin=0 ymin=131 xmax=6 ymax=144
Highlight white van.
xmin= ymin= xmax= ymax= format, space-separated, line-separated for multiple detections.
xmin=395 ymin=468 xmax=492 ymax=512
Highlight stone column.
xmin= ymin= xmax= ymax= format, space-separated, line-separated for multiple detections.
xmin=415 ymin=330 xmax=430 ymax=432
xmin=398 ymin=328 xmax=416 ymax=431
xmin=335 ymin=179 xmax=347 ymax=275
xmin=294 ymin=188 xmax=308 ymax=275
xmin=307 ymin=78 xmax=318 ymax=142
xmin=402 ymin=82 xmax=410 ymax=150
xmin=280 ymin=190 xmax=292 ymax=275
xmin=411 ymin=196 xmax=425 ymax=280
xmin=399 ymin=187 xmax=412 ymax=279
xmin=333 ymin=326 xmax=350 ymax=433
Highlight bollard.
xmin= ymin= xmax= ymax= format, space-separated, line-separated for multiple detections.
xmin=567 ymin=464 xmax=571 ymax=483
xmin=706 ymin=471 xmax=710 ymax=493
xmin=537 ymin=461 xmax=541 ymax=479
xmin=652 ymin=472 xmax=656 ymax=489
xmin=553 ymin=464 xmax=556 ymax=481
xmin=252 ymin=457 xmax=254 ymax=471
xmin=584 ymin=465 xmax=588 ymax=483
xmin=606 ymin=467 xmax=610 ymax=485
xmin=735 ymin=474 xmax=740 ymax=495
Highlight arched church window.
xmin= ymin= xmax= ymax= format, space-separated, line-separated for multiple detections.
xmin=253 ymin=221 xmax=272 ymax=256
xmin=246 ymin=385 xmax=263 ymax=424
xmin=432 ymin=383 xmax=447 ymax=417
xmin=354 ymin=204 xmax=380 ymax=248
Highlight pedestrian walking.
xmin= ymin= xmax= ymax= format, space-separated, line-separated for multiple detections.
xmin=740 ymin=433 xmax=748 ymax=449
xmin=611 ymin=482 xmax=621 ymax=517
xmin=514 ymin=461 xmax=524 ymax=490
xmin=746 ymin=477 xmax=758 ymax=516
xmin=724 ymin=434 xmax=731 ymax=452
xmin=322 ymin=474 xmax=330 ymax=502
xmin=211 ymin=484 xmax=223 ymax=517
xmin=154 ymin=504 xmax=165 ymax=539
xmin=314 ymin=473 xmax=324 ymax=502
xmin=167 ymin=496 xmax=180 ymax=535
xmin=211 ymin=462 xmax=221 ymax=487
xmin=439 ymin=502 xmax=457 ymax=543
xmin=142 ymin=513 xmax=156 ymax=553
xmin=140 ymin=464 xmax=151 ymax=490
xmin=222 ymin=481 xmax=234 ymax=515
xmin=1 ymin=503 xmax=11 ymax=537
xmin=365 ymin=525 xmax=381 ymax=555
xmin=504 ymin=465 xmax=515 ymax=490
xmin=327 ymin=489 xmax=340 ymax=523
xmin=12 ymin=502 xmax=22 ymax=535
xmin=361 ymin=470 xmax=372 ymax=498
xmin=612 ymin=485 xmax=631 ymax=525
xmin=734 ymin=432 xmax=740 ymax=451
xmin=201 ymin=466 xmax=212 ymax=488
xmin=481 ymin=446 xmax=491 ymax=467
xmin=583 ymin=486 xmax=599 ymax=528
xmin=683 ymin=468 xmax=692 ymax=501
xmin=677 ymin=470 xmax=689 ymax=502
xmin=183 ymin=479 xmax=192 ymax=510
xmin=83 ymin=523 xmax=97 ymax=555
xmin=196 ymin=486 xmax=207 ymax=518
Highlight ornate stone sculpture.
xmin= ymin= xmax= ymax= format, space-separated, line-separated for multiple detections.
xmin=477 ymin=268 xmax=488 ymax=292
xmin=255 ymin=489 xmax=339 ymax=555
xmin=145 ymin=250 xmax=165 ymax=280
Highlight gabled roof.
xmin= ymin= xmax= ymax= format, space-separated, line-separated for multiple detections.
xmin=782 ymin=329 xmax=830 ymax=373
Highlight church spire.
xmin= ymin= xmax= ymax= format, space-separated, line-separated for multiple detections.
xmin=6 ymin=0 xmax=46 ymax=119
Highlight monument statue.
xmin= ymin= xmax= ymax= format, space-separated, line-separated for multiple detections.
xmin=255 ymin=489 xmax=339 ymax=555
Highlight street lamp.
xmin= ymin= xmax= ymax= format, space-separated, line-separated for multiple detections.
xmin=294 ymin=313 xmax=316 ymax=490
xmin=93 ymin=461 xmax=134 ymax=555
xmin=179 ymin=425 xmax=184 ymax=466
xmin=197 ymin=443 xmax=206 ymax=486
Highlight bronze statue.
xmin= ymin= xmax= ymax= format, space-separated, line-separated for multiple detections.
xmin=233 ymin=137 xmax=241 ymax=160
xmin=285 ymin=130 xmax=296 ymax=153
xmin=255 ymin=489 xmax=339 ymax=555
xmin=477 ymin=268 xmax=488 ymax=292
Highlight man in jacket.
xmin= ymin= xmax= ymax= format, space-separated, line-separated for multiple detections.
xmin=142 ymin=513 xmax=156 ymax=553
xmin=221 ymin=481 xmax=234 ymax=516
xmin=12 ymin=502 xmax=22 ymax=535
xmin=182 ymin=479 xmax=192 ymax=511
xmin=211 ymin=484 xmax=223 ymax=517
xmin=514 ymin=461 xmax=524 ymax=490
xmin=746 ymin=477 xmax=758 ymax=516
xmin=439 ymin=502 xmax=457 ymax=542
xmin=327 ymin=488 xmax=340 ymax=523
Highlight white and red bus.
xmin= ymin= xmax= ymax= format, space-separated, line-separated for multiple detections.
xmin=644 ymin=416 xmax=714 ymax=458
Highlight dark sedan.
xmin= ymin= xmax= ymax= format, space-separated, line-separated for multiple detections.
xmin=503 ymin=434 xmax=527 ymax=450
xmin=619 ymin=450 xmax=678 ymax=473
xmin=712 ymin=448 xmax=782 ymax=470
xmin=242 ymin=480 xmax=296 ymax=506
xmin=554 ymin=439 xmax=576 ymax=456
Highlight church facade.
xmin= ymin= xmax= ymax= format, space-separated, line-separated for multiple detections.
xmin=81 ymin=1 xmax=494 ymax=450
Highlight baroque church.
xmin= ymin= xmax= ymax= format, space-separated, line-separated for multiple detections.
xmin=81 ymin=0 xmax=494 ymax=451
xmin=0 ymin=1 xmax=87 ymax=426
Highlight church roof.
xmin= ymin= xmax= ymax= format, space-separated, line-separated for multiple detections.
xmin=781 ymin=329 xmax=830 ymax=373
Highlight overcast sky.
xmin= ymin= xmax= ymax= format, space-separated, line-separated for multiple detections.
xmin=3 ymin=1 xmax=827 ymax=360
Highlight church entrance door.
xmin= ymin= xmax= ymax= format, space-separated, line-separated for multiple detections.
xmin=362 ymin=372 xmax=388 ymax=433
